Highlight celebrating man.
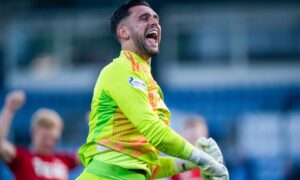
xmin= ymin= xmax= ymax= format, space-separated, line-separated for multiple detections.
xmin=77 ymin=0 xmax=229 ymax=179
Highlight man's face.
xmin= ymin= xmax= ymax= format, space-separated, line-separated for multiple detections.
xmin=124 ymin=5 xmax=161 ymax=57
xmin=32 ymin=126 xmax=62 ymax=154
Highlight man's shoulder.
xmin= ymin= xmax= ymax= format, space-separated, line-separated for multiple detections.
xmin=54 ymin=151 xmax=77 ymax=162
xmin=100 ymin=57 xmax=135 ymax=79
xmin=5 ymin=146 xmax=30 ymax=168
xmin=15 ymin=146 xmax=30 ymax=156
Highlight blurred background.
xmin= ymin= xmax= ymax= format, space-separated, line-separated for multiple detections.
xmin=1 ymin=0 xmax=300 ymax=179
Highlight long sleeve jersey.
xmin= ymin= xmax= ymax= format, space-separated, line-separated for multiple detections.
xmin=78 ymin=50 xmax=194 ymax=177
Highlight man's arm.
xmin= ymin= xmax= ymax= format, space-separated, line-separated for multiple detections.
xmin=155 ymin=137 xmax=229 ymax=179
xmin=0 ymin=90 xmax=25 ymax=163
xmin=102 ymin=66 xmax=227 ymax=178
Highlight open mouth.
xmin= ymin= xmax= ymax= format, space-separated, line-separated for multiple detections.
xmin=145 ymin=29 xmax=159 ymax=46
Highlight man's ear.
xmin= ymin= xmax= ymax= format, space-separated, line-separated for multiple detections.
xmin=117 ymin=25 xmax=129 ymax=40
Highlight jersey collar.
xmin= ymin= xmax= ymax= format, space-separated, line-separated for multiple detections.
xmin=121 ymin=50 xmax=151 ymax=70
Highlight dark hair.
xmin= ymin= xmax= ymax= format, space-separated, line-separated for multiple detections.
xmin=110 ymin=0 xmax=150 ymax=40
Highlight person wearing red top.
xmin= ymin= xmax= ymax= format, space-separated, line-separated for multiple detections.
xmin=0 ymin=90 xmax=80 ymax=180
xmin=171 ymin=116 xmax=209 ymax=180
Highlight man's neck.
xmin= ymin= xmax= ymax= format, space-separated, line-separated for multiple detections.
xmin=32 ymin=146 xmax=54 ymax=156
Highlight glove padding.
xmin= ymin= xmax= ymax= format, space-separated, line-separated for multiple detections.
xmin=188 ymin=147 xmax=228 ymax=178
xmin=196 ymin=137 xmax=224 ymax=164
xmin=195 ymin=137 xmax=229 ymax=180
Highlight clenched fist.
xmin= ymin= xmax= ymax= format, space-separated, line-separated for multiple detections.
xmin=196 ymin=137 xmax=229 ymax=180
xmin=5 ymin=90 xmax=26 ymax=112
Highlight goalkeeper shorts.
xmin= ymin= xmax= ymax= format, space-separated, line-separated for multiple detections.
xmin=76 ymin=158 xmax=147 ymax=180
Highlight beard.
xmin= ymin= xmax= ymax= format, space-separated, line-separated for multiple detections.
xmin=129 ymin=27 xmax=160 ymax=58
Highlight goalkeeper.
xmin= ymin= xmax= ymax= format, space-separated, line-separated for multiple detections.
xmin=76 ymin=0 xmax=229 ymax=179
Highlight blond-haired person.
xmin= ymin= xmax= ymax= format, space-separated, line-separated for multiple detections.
xmin=0 ymin=90 xmax=80 ymax=180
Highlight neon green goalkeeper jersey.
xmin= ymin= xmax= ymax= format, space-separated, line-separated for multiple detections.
xmin=78 ymin=50 xmax=193 ymax=177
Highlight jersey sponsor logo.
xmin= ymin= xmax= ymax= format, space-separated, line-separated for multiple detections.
xmin=128 ymin=77 xmax=147 ymax=92
xmin=32 ymin=157 xmax=68 ymax=179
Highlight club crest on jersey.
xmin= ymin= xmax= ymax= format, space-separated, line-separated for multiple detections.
xmin=128 ymin=77 xmax=147 ymax=92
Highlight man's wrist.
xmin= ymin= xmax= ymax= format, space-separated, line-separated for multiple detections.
xmin=173 ymin=158 xmax=198 ymax=173
xmin=181 ymin=141 xmax=195 ymax=160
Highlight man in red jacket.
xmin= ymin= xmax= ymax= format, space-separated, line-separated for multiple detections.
xmin=0 ymin=90 xmax=80 ymax=180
